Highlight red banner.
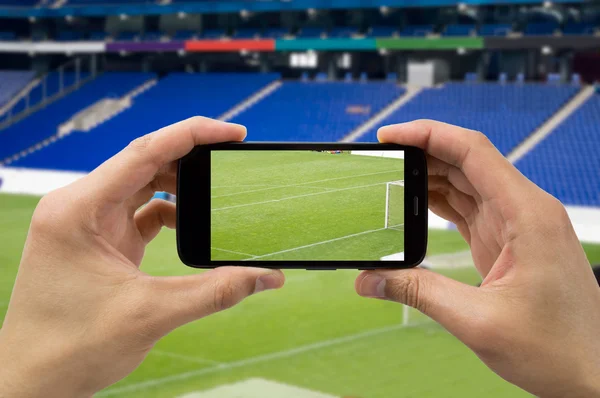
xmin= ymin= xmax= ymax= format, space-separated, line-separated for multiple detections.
xmin=185 ymin=39 xmax=275 ymax=52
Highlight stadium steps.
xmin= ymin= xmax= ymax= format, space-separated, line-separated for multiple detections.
xmin=507 ymin=85 xmax=596 ymax=164
xmin=340 ymin=86 xmax=423 ymax=143
xmin=58 ymin=78 xmax=158 ymax=136
xmin=218 ymin=80 xmax=283 ymax=122
xmin=3 ymin=77 xmax=158 ymax=166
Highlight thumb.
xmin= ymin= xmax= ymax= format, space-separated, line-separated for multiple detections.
xmin=150 ymin=267 xmax=285 ymax=334
xmin=356 ymin=268 xmax=484 ymax=341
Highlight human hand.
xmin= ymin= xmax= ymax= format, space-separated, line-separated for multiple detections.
xmin=356 ymin=120 xmax=600 ymax=397
xmin=0 ymin=117 xmax=285 ymax=397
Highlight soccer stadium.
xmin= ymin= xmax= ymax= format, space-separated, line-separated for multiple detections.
xmin=0 ymin=0 xmax=599 ymax=396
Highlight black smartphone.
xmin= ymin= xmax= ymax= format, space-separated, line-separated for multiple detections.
xmin=177 ymin=142 xmax=427 ymax=269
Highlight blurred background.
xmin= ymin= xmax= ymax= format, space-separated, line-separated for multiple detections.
xmin=0 ymin=0 xmax=599 ymax=396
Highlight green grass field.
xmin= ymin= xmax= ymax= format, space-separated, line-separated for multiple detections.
xmin=211 ymin=150 xmax=406 ymax=261
xmin=1 ymin=187 xmax=600 ymax=396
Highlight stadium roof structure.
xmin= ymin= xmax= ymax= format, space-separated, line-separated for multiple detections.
xmin=0 ymin=0 xmax=588 ymax=18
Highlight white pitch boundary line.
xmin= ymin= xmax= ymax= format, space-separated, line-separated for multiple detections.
xmin=213 ymin=182 xmax=385 ymax=212
xmin=211 ymin=169 xmax=401 ymax=199
xmin=150 ymin=350 xmax=223 ymax=366
xmin=211 ymin=247 xmax=257 ymax=258
xmin=97 ymin=323 xmax=409 ymax=397
xmin=246 ymin=227 xmax=387 ymax=260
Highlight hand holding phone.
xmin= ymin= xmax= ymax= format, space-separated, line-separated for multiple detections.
xmin=177 ymin=142 xmax=428 ymax=269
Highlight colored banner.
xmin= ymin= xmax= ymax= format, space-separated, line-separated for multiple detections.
xmin=185 ymin=39 xmax=275 ymax=52
xmin=0 ymin=41 xmax=105 ymax=53
xmin=275 ymin=38 xmax=376 ymax=51
xmin=376 ymin=37 xmax=484 ymax=50
xmin=106 ymin=41 xmax=184 ymax=52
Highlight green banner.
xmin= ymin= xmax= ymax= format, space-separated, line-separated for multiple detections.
xmin=376 ymin=37 xmax=484 ymax=50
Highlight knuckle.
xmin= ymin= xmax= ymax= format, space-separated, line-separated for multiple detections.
xmin=471 ymin=130 xmax=491 ymax=147
xmin=388 ymin=273 xmax=424 ymax=311
xmin=30 ymin=190 xmax=67 ymax=235
xmin=128 ymin=134 xmax=153 ymax=152
xmin=212 ymin=278 xmax=241 ymax=312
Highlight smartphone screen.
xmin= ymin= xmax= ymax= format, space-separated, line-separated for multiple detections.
xmin=177 ymin=143 xmax=427 ymax=269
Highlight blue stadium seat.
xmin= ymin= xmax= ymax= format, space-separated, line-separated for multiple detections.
xmin=443 ymin=24 xmax=475 ymax=36
xmin=143 ymin=31 xmax=163 ymax=41
xmin=115 ymin=31 xmax=138 ymax=41
xmin=88 ymin=31 xmax=108 ymax=41
xmin=234 ymin=28 xmax=261 ymax=39
xmin=400 ymin=25 xmax=434 ymax=37
xmin=563 ymin=22 xmax=596 ymax=35
xmin=0 ymin=31 xmax=16 ymax=41
xmin=479 ymin=24 xmax=511 ymax=36
xmin=11 ymin=73 xmax=280 ymax=172
xmin=516 ymin=93 xmax=600 ymax=207
xmin=231 ymin=81 xmax=405 ymax=142
xmin=297 ymin=27 xmax=324 ymax=38
xmin=357 ymin=83 xmax=579 ymax=156
xmin=201 ymin=29 xmax=227 ymax=39
xmin=1 ymin=72 xmax=154 ymax=163
xmin=368 ymin=26 xmax=398 ymax=37
xmin=0 ymin=70 xmax=35 ymax=108
xmin=56 ymin=31 xmax=84 ymax=41
xmin=524 ymin=22 xmax=558 ymax=36
xmin=172 ymin=30 xmax=197 ymax=40
xmin=264 ymin=28 xmax=289 ymax=38
xmin=328 ymin=27 xmax=357 ymax=38
xmin=0 ymin=0 xmax=36 ymax=5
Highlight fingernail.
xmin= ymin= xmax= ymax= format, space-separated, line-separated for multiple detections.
xmin=359 ymin=275 xmax=387 ymax=298
xmin=254 ymin=273 xmax=281 ymax=294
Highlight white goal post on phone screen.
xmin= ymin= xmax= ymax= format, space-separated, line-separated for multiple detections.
xmin=385 ymin=180 xmax=405 ymax=230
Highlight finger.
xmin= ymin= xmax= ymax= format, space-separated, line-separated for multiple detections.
xmin=378 ymin=120 xmax=529 ymax=202
xmin=355 ymin=269 xmax=483 ymax=343
xmin=128 ymin=162 xmax=178 ymax=212
xmin=429 ymin=191 xmax=471 ymax=243
xmin=427 ymin=155 xmax=479 ymax=198
xmin=134 ymin=199 xmax=176 ymax=244
xmin=429 ymin=176 xmax=478 ymax=224
xmin=150 ymin=267 xmax=285 ymax=334
xmin=83 ymin=117 xmax=246 ymax=204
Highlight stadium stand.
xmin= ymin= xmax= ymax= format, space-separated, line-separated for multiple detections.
xmin=0 ymin=0 xmax=37 ymax=5
xmin=523 ymin=22 xmax=559 ymax=35
xmin=357 ymin=83 xmax=579 ymax=155
xmin=400 ymin=25 xmax=434 ymax=36
xmin=516 ymin=93 xmax=600 ymax=207
xmin=562 ymin=22 xmax=597 ymax=35
xmin=479 ymin=23 xmax=512 ymax=36
xmin=0 ymin=70 xmax=35 ymax=108
xmin=4 ymin=71 xmax=88 ymax=123
xmin=231 ymin=81 xmax=405 ymax=142
xmin=0 ymin=72 xmax=154 ymax=163
xmin=297 ymin=27 xmax=324 ymax=38
xmin=443 ymin=24 xmax=476 ymax=36
xmin=368 ymin=26 xmax=398 ymax=37
xmin=11 ymin=73 xmax=280 ymax=172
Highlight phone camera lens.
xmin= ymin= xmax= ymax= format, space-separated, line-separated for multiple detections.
xmin=413 ymin=169 xmax=419 ymax=176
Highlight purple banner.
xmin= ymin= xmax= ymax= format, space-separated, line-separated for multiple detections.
xmin=106 ymin=41 xmax=184 ymax=52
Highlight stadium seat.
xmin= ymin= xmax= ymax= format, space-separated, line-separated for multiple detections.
xmin=1 ymin=72 xmax=154 ymax=163
xmin=11 ymin=73 xmax=280 ymax=172
xmin=201 ymin=29 xmax=227 ymax=39
xmin=562 ymin=22 xmax=596 ymax=35
xmin=56 ymin=31 xmax=84 ymax=41
xmin=142 ymin=31 xmax=163 ymax=41
xmin=400 ymin=25 xmax=434 ymax=37
xmin=524 ymin=22 xmax=559 ymax=36
xmin=357 ymin=82 xmax=579 ymax=156
xmin=297 ymin=27 xmax=324 ymax=38
xmin=0 ymin=70 xmax=36 ymax=108
xmin=516 ymin=93 xmax=600 ymax=207
xmin=0 ymin=31 xmax=16 ymax=41
xmin=88 ymin=31 xmax=108 ymax=41
xmin=443 ymin=24 xmax=475 ymax=36
xmin=233 ymin=28 xmax=261 ymax=39
xmin=172 ymin=30 xmax=197 ymax=40
xmin=115 ymin=31 xmax=138 ymax=41
xmin=328 ymin=27 xmax=358 ymax=38
xmin=231 ymin=81 xmax=405 ymax=142
xmin=264 ymin=28 xmax=289 ymax=38
xmin=368 ymin=26 xmax=398 ymax=37
xmin=479 ymin=23 xmax=512 ymax=36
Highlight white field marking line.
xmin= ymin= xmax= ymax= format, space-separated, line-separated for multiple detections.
xmin=212 ymin=184 xmax=280 ymax=189
xmin=211 ymin=247 xmax=257 ymax=258
xmin=150 ymin=350 xmax=222 ymax=366
xmin=97 ymin=323 xmax=409 ymax=396
xmin=246 ymin=227 xmax=387 ymax=260
xmin=211 ymin=169 xmax=401 ymax=199
xmin=213 ymin=182 xmax=385 ymax=212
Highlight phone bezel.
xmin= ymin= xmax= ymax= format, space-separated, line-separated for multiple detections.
xmin=177 ymin=142 xmax=428 ymax=269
